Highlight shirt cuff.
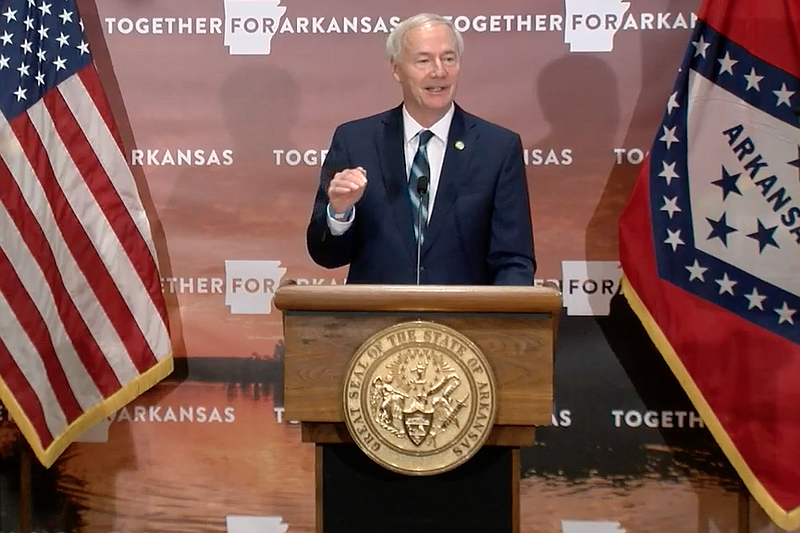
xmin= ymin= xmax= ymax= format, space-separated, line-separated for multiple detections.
xmin=326 ymin=204 xmax=355 ymax=236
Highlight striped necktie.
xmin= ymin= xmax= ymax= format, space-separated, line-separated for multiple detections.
xmin=409 ymin=129 xmax=434 ymax=244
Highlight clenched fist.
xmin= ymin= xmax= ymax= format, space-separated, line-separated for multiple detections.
xmin=328 ymin=167 xmax=367 ymax=214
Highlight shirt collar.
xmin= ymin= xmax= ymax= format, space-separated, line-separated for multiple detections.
xmin=402 ymin=103 xmax=455 ymax=145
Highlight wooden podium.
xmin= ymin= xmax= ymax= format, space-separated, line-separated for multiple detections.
xmin=274 ymin=283 xmax=561 ymax=533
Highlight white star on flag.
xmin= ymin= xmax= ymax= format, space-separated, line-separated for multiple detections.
xmin=658 ymin=161 xmax=680 ymax=184
xmin=775 ymin=302 xmax=796 ymax=325
xmin=665 ymin=229 xmax=684 ymax=251
xmin=58 ymin=8 xmax=72 ymax=24
xmin=716 ymin=273 xmax=738 ymax=295
xmin=660 ymin=126 xmax=680 ymax=149
xmin=744 ymin=67 xmax=764 ymax=91
xmin=744 ymin=288 xmax=767 ymax=311
xmin=667 ymin=92 xmax=680 ymax=114
xmin=686 ymin=260 xmax=708 ymax=282
xmin=773 ymin=83 xmax=794 ymax=107
xmin=718 ymin=51 xmax=738 ymax=75
xmin=661 ymin=196 xmax=681 ymax=218
xmin=692 ymin=35 xmax=710 ymax=58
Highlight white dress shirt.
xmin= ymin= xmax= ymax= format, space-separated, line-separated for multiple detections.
xmin=327 ymin=103 xmax=455 ymax=235
xmin=401 ymin=103 xmax=454 ymax=221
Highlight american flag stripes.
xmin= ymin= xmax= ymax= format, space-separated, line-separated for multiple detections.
xmin=0 ymin=0 xmax=172 ymax=467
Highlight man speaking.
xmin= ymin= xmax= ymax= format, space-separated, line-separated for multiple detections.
xmin=306 ymin=13 xmax=535 ymax=285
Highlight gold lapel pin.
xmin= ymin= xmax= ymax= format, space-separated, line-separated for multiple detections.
xmin=454 ymin=140 xmax=465 ymax=150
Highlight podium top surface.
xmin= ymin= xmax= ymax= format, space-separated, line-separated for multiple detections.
xmin=274 ymin=283 xmax=562 ymax=314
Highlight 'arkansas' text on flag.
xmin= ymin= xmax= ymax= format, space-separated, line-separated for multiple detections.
xmin=619 ymin=0 xmax=800 ymax=528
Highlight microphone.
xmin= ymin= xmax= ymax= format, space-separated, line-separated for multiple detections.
xmin=415 ymin=176 xmax=429 ymax=285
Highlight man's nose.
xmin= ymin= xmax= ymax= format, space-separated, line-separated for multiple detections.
xmin=430 ymin=59 xmax=446 ymax=76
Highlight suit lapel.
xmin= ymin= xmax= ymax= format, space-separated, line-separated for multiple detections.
xmin=377 ymin=105 xmax=417 ymax=259
xmin=422 ymin=106 xmax=477 ymax=256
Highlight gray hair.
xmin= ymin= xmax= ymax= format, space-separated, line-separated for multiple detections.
xmin=385 ymin=13 xmax=464 ymax=61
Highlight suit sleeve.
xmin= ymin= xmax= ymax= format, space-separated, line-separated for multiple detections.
xmin=488 ymin=133 xmax=536 ymax=285
xmin=306 ymin=127 xmax=357 ymax=269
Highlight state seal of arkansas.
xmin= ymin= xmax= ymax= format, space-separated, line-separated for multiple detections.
xmin=342 ymin=321 xmax=497 ymax=476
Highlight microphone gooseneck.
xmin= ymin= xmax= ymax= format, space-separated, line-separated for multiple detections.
xmin=415 ymin=176 xmax=429 ymax=285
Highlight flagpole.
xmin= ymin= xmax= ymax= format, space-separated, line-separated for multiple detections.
xmin=19 ymin=445 xmax=31 ymax=533
xmin=738 ymin=479 xmax=750 ymax=533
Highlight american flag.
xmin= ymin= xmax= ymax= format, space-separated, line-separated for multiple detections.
xmin=0 ymin=0 xmax=172 ymax=467
xmin=619 ymin=0 xmax=800 ymax=527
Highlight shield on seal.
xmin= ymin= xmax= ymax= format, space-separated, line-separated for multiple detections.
xmin=402 ymin=411 xmax=433 ymax=446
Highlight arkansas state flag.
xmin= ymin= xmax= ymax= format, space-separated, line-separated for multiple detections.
xmin=619 ymin=0 xmax=800 ymax=528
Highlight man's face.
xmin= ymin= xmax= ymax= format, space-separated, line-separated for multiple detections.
xmin=392 ymin=22 xmax=460 ymax=124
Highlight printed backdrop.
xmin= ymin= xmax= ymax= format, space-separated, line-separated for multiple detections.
xmin=0 ymin=0 xmax=789 ymax=531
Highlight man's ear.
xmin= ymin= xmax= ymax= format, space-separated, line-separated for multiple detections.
xmin=391 ymin=60 xmax=401 ymax=83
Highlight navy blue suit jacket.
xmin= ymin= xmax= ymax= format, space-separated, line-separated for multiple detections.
xmin=306 ymin=104 xmax=535 ymax=285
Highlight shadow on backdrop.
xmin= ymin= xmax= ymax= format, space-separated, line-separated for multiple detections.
xmin=161 ymin=64 xmax=301 ymax=242
xmin=531 ymin=54 xmax=620 ymax=274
